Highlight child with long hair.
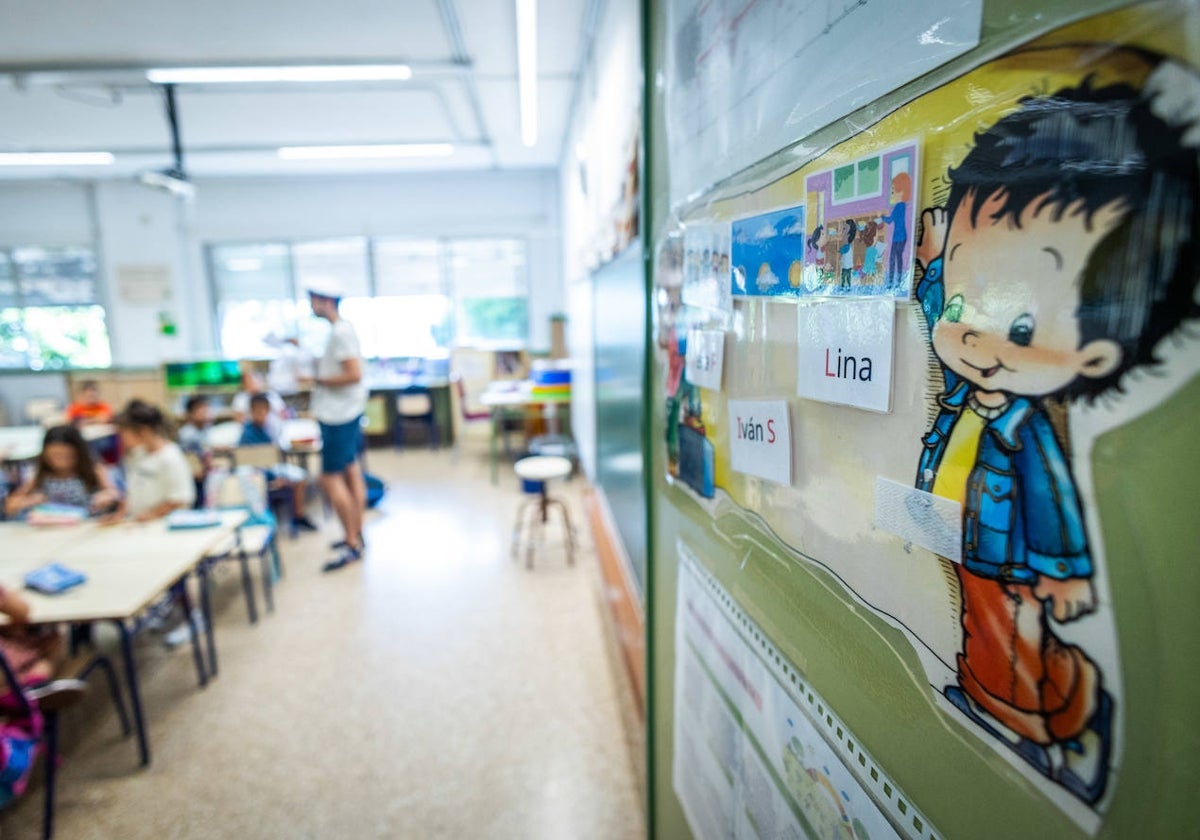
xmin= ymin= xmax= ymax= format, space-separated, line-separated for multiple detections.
xmin=3 ymin=425 xmax=120 ymax=519
xmin=111 ymin=400 xmax=194 ymax=522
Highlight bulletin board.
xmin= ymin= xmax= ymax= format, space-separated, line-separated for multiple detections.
xmin=645 ymin=2 xmax=1200 ymax=839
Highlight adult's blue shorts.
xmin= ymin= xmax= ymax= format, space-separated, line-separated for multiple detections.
xmin=319 ymin=416 xmax=363 ymax=475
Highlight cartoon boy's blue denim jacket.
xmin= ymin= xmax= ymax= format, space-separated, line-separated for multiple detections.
xmin=915 ymin=257 xmax=1092 ymax=584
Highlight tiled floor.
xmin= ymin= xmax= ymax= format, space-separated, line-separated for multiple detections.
xmin=0 ymin=446 xmax=645 ymax=839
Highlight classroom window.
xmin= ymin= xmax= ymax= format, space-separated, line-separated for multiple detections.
xmin=208 ymin=236 xmax=528 ymax=359
xmin=370 ymin=239 xmax=453 ymax=357
xmin=832 ymin=154 xmax=883 ymax=204
xmin=447 ymin=239 xmax=529 ymax=348
xmin=0 ymin=246 xmax=112 ymax=369
xmin=209 ymin=243 xmax=301 ymax=359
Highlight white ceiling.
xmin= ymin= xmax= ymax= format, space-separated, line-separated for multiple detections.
xmin=0 ymin=0 xmax=590 ymax=179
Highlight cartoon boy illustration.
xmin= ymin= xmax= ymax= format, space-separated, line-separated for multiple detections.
xmin=913 ymin=67 xmax=1199 ymax=805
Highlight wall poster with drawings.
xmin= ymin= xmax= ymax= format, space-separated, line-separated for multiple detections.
xmin=658 ymin=4 xmax=1200 ymax=834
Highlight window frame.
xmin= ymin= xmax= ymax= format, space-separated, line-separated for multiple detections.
xmin=0 ymin=243 xmax=112 ymax=371
xmin=205 ymin=234 xmax=532 ymax=358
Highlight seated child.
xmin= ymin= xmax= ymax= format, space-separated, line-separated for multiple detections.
xmin=0 ymin=586 xmax=63 ymax=688
xmin=111 ymin=401 xmax=202 ymax=646
xmin=3 ymin=425 xmax=120 ymax=519
xmin=177 ymin=395 xmax=213 ymax=507
xmin=111 ymin=400 xmax=195 ymax=522
xmin=240 ymin=393 xmax=316 ymax=531
xmin=231 ymin=369 xmax=286 ymax=435
xmin=65 ymin=380 xmax=113 ymax=427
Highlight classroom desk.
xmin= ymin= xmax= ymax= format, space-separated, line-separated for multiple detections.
xmin=478 ymin=386 xmax=571 ymax=484
xmin=0 ymin=511 xmax=246 ymax=766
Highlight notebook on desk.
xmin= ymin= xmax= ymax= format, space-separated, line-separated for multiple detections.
xmin=166 ymin=510 xmax=222 ymax=530
xmin=24 ymin=562 xmax=87 ymax=595
xmin=25 ymin=504 xmax=89 ymax=527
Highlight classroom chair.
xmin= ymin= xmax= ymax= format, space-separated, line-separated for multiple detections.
xmin=510 ymin=455 xmax=576 ymax=569
xmin=233 ymin=444 xmax=307 ymax=538
xmin=200 ymin=469 xmax=282 ymax=673
xmin=393 ymin=392 xmax=439 ymax=449
xmin=0 ymin=648 xmax=130 ymax=839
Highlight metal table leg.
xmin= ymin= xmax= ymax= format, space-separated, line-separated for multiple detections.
xmin=175 ymin=579 xmax=208 ymax=688
xmin=197 ymin=561 xmax=218 ymax=678
xmin=113 ymin=619 xmax=150 ymax=766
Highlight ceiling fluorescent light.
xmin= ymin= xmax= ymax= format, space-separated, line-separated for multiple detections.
xmin=516 ymin=0 xmax=538 ymax=147
xmin=146 ymin=64 xmax=413 ymax=85
xmin=0 ymin=152 xmax=114 ymax=167
xmin=277 ymin=143 xmax=455 ymax=160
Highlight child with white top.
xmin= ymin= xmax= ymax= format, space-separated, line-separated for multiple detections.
xmin=111 ymin=400 xmax=195 ymax=522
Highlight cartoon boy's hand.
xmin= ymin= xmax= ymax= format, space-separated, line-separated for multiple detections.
xmin=1034 ymin=576 xmax=1096 ymax=622
xmin=916 ymin=207 xmax=948 ymax=270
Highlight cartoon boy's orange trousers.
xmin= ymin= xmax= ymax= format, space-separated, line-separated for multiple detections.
xmin=956 ymin=566 xmax=1099 ymax=745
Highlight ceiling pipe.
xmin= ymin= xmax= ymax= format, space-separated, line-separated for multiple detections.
xmin=557 ymin=0 xmax=606 ymax=169
xmin=435 ymin=0 xmax=495 ymax=163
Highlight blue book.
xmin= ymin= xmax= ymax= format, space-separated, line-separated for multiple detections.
xmin=25 ymin=563 xmax=87 ymax=595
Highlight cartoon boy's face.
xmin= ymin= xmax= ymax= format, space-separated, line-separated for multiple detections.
xmin=934 ymin=189 xmax=1127 ymax=398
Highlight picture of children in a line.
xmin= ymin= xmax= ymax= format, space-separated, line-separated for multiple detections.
xmin=912 ymin=61 xmax=1199 ymax=807
xmin=803 ymin=143 xmax=918 ymax=298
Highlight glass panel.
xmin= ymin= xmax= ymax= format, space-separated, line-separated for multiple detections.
xmin=12 ymin=246 xmax=97 ymax=306
xmin=446 ymin=238 xmax=528 ymax=347
xmin=210 ymin=243 xmax=292 ymax=302
xmin=0 ymin=307 xmax=30 ymax=367
xmin=341 ymin=295 xmax=452 ymax=359
xmin=217 ymin=299 xmax=311 ymax=360
xmin=293 ymin=238 xmax=370 ymax=300
xmin=0 ymin=253 xmax=17 ymax=308
xmin=455 ymin=296 xmax=528 ymax=348
xmin=17 ymin=305 xmax=112 ymax=369
xmin=446 ymin=238 xmax=527 ymax=298
xmin=373 ymin=239 xmax=443 ymax=296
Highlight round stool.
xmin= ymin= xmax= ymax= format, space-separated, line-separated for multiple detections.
xmin=511 ymin=455 xmax=576 ymax=569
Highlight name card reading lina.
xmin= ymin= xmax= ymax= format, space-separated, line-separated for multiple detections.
xmin=727 ymin=399 xmax=793 ymax=485
xmin=797 ymin=298 xmax=896 ymax=413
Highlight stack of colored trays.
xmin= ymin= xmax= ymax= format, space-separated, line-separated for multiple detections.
xmin=530 ymin=368 xmax=571 ymax=401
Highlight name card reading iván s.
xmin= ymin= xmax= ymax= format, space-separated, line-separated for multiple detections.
xmin=727 ymin=399 xmax=792 ymax=486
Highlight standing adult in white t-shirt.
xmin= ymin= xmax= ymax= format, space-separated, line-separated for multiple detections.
xmin=307 ymin=280 xmax=369 ymax=572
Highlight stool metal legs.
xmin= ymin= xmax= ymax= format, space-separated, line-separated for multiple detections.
xmin=510 ymin=489 xmax=576 ymax=569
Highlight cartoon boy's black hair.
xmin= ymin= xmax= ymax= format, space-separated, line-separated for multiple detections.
xmin=947 ymin=71 xmax=1199 ymax=401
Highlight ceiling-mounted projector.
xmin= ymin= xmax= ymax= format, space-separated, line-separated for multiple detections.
xmin=138 ymin=168 xmax=195 ymax=201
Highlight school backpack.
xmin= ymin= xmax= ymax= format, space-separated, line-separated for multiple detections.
xmin=0 ymin=680 xmax=43 ymax=809
xmin=364 ymin=473 xmax=385 ymax=508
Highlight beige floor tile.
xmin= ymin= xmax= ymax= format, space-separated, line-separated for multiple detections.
xmin=0 ymin=447 xmax=645 ymax=840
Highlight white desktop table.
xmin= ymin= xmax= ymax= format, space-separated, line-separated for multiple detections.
xmin=0 ymin=510 xmax=246 ymax=766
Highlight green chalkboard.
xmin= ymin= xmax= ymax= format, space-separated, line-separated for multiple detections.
xmin=593 ymin=241 xmax=648 ymax=594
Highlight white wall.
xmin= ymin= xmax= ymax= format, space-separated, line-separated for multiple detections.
xmin=559 ymin=0 xmax=643 ymax=482
xmin=0 ymin=168 xmax=563 ymax=368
